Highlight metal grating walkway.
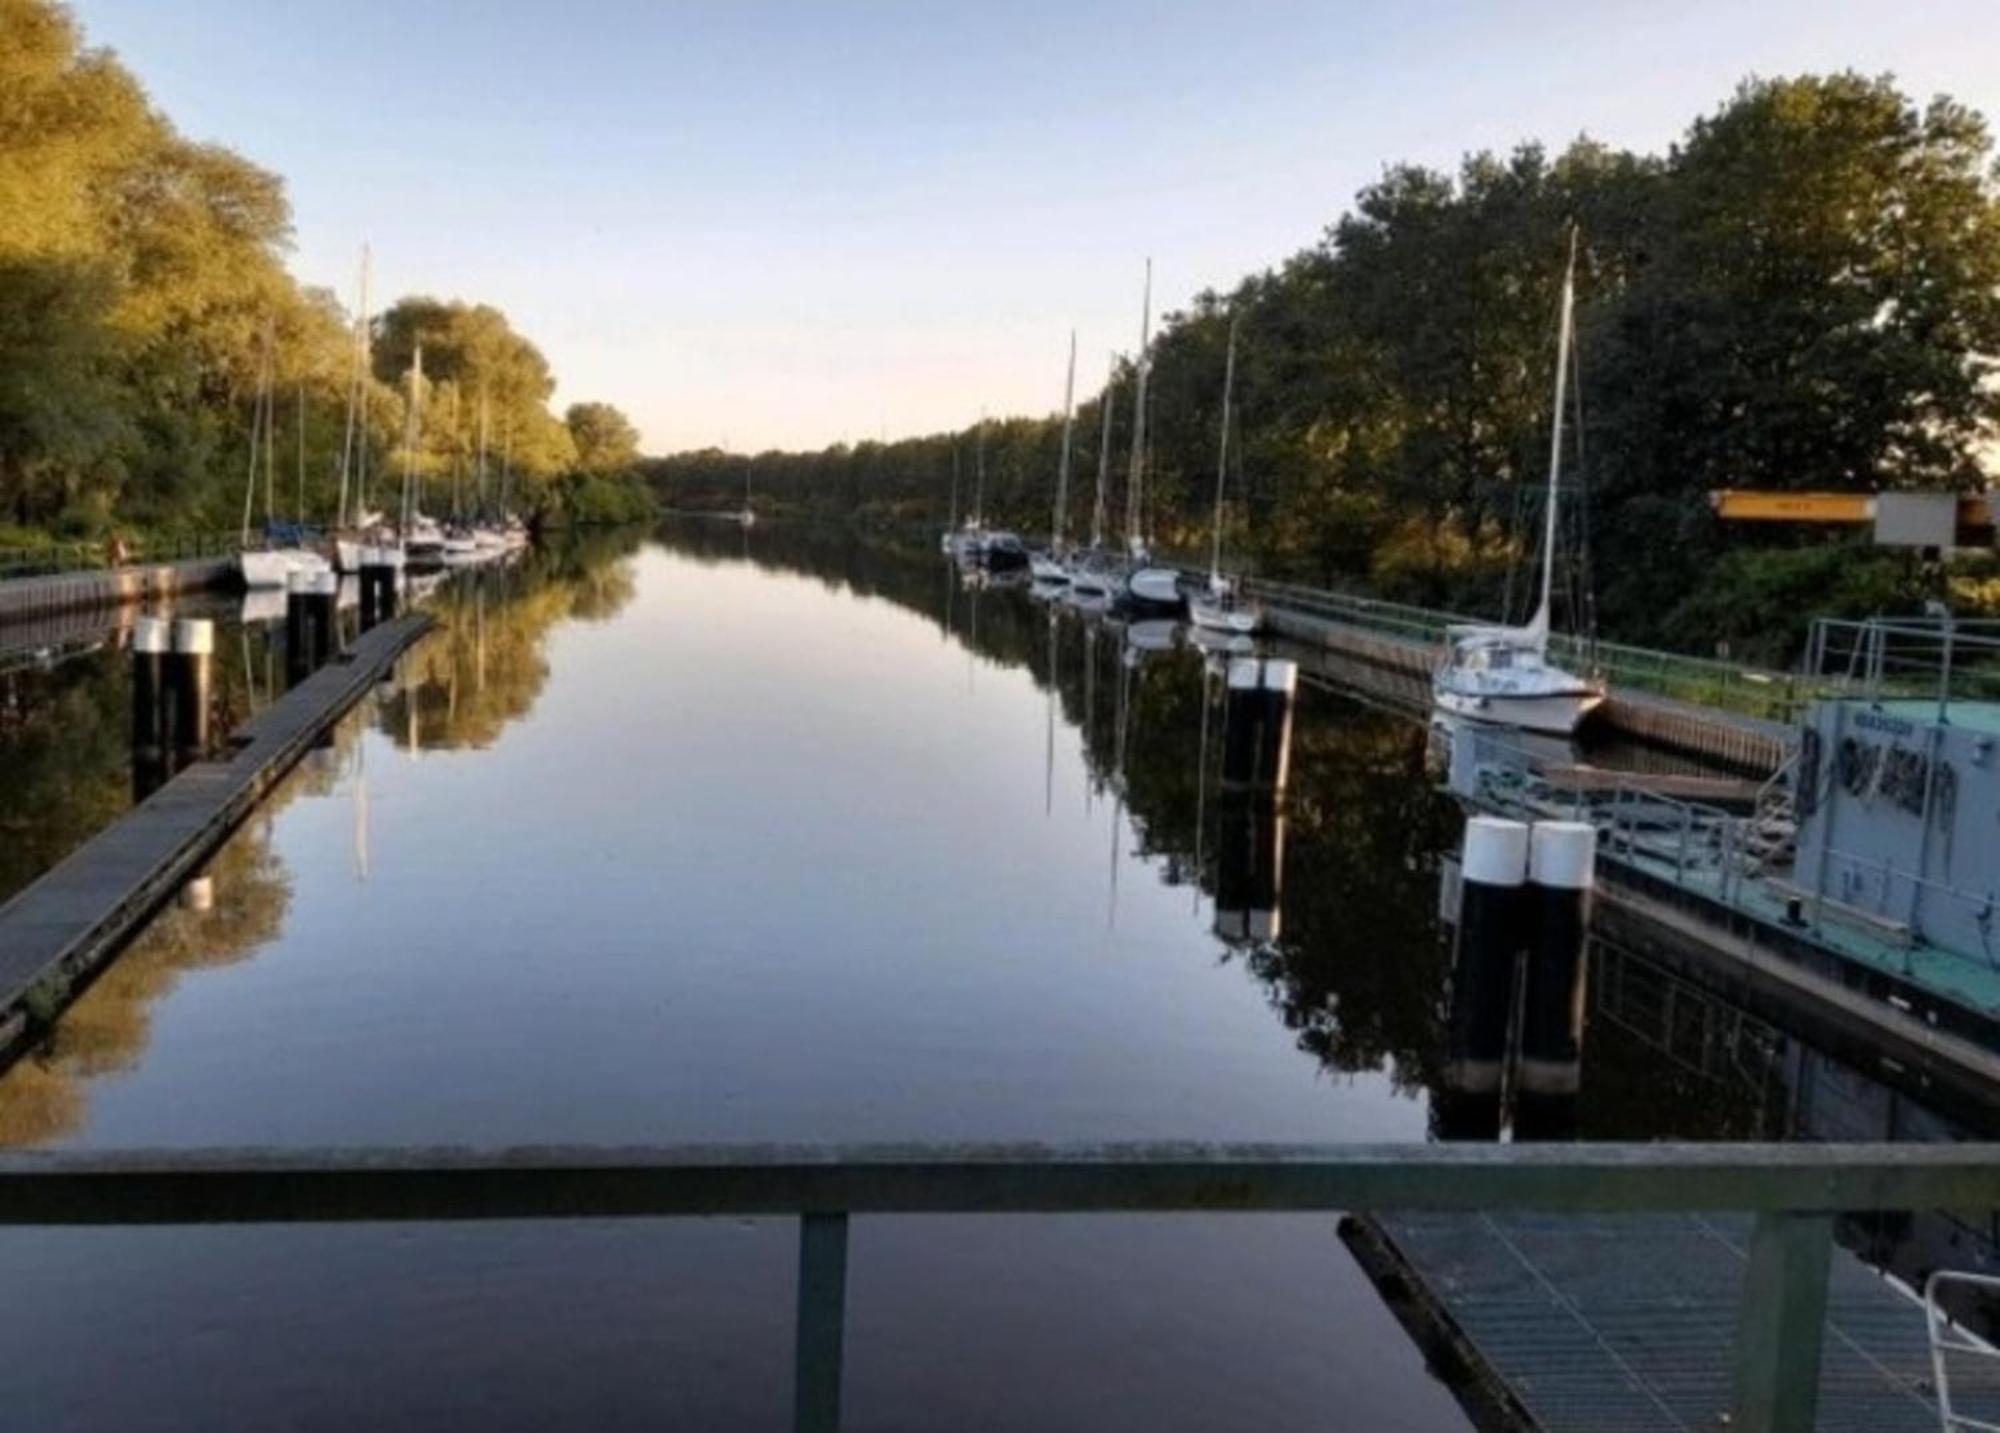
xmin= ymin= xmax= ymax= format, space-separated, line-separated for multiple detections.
xmin=1360 ymin=1211 xmax=1954 ymax=1432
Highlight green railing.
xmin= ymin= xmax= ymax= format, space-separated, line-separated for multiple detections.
xmin=0 ymin=531 xmax=241 ymax=581
xmin=1234 ymin=575 xmax=1807 ymax=723
xmin=2 ymin=1139 xmax=1992 ymax=1433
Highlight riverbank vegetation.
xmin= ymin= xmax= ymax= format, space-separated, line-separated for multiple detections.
xmin=649 ymin=73 xmax=2000 ymax=659
xmin=0 ymin=0 xmax=651 ymax=545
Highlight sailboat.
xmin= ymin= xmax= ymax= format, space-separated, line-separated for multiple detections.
xmin=467 ymin=389 xmax=509 ymax=553
xmin=965 ymin=418 xmax=1028 ymax=572
xmin=1115 ymin=259 xmax=1182 ymax=613
xmin=737 ymin=457 xmax=757 ymax=527
xmin=400 ymin=345 xmax=446 ymax=564
xmin=439 ymin=387 xmax=481 ymax=563
xmin=1188 ymin=312 xmax=1263 ymax=636
xmin=237 ymin=320 xmax=333 ymax=590
xmin=498 ymin=425 xmax=529 ymax=550
xmin=330 ymin=244 xmax=379 ymax=574
xmin=1029 ymin=332 xmax=1078 ymax=586
xmin=1432 ymin=232 xmax=1605 ymax=736
xmin=1065 ymin=353 xmax=1122 ymax=603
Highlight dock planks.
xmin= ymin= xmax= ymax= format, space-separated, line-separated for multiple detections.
xmin=0 ymin=613 xmax=432 ymax=1062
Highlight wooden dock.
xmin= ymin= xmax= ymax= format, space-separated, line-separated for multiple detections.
xmin=0 ymin=613 xmax=432 ymax=1066
xmin=0 ymin=558 xmax=235 ymax=627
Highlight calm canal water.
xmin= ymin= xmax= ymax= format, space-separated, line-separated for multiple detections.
xmin=0 ymin=522 xmax=1992 ymax=1430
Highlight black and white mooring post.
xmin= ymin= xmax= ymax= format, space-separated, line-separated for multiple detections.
xmin=1437 ymin=815 xmax=1529 ymax=1142
xmin=131 ymin=614 xmax=170 ymax=800
xmin=168 ymin=617 xmax=213 ymax=758
xmin=305 ymin=567 xmax=340 ymax=665
xmin=1517 ymin=819 xmax=1595 ymax=1115
xmin=359 ymin=547 xmax=400 ymax=630
xmin=1214 ymin=791 xmax=1285 ymax=947
xmin=1221 ymin=657 xmax=1298 ymax=790
xmin=284 ymin=569 xmax=313 ymax=687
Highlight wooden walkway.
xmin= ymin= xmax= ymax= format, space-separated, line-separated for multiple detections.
xmin=0 ymin=613 xmax=432 ymax=1065
xmin=1346 ymin=1210 xmax=1957 ymax=1433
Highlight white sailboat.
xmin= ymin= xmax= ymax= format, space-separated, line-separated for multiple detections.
xmin=1188 ymin=311 xmax=1264 ymax=636
xmin=237 ymin=320 xmax=332 ymax=591
xmin=1029 ymin=332 xmax=1078 ymax=586
xmin=1117 ymin=259 xmax=1182 ymax=613
xmin=1432 ymin=233 xmax=1605 ymax=736
xmin=331 ymin=244 xmax=374 ymax=575
xmin=1066 ymin=353 xmax=1123 ymax=599
xmin=399 ymin=346 xmax=445 ymax=563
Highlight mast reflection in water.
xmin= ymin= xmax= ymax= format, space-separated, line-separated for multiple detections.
xmin=0 ymin=519 xmax=1995 ymax=1427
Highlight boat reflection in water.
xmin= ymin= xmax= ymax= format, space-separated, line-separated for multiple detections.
xmin=10 ymin=519 xmax=2000 ymax=1429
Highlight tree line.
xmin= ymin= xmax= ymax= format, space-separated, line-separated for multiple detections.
xmin=0 ymin=0 xmax=653 ymax=542
xmin=648 ymin=73 xmax=2000 ymax=657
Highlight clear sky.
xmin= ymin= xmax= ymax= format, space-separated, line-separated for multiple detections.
xmin=66 ymin=0 xmax=2000 ymax=455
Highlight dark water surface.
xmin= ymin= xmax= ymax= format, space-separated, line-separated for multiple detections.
xmin=0 ymin=523 xmax=1991 ymax=1431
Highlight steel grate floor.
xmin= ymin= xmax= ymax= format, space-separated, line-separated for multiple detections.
xmin=1364 ymin=1211 xmax=1969 ymax=1433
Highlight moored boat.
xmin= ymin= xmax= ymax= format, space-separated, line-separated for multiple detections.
xmin=1430 ymin=231 xmax=1604 ymax=737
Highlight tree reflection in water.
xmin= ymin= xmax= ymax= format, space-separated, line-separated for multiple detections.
xmin=0 ymin=530 xmax=650 ymax=1146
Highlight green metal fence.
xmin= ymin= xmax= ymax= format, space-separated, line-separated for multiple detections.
xmin=1234 ymin=574 xmax=1809 ymax=723
xmin=0 ymin=531 xmax=241 ymax=581
xmin=1 ymin=1140 xmax=1991 ymax=1433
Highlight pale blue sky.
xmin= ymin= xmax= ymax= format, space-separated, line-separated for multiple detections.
xmin=68 ymin=0 xmax=2000 ymax=453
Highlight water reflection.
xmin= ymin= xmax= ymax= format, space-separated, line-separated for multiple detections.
xmin=0 ymin=532 xmax=650 ymax=1138
xmin=3 ymin=517 xmax=1994 ymax=1429
xmin=0 ymin=781 xmax=294 ymax=1146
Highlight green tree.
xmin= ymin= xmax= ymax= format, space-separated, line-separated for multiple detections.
xmin=565 ymin=401 xmax=641 ymax=475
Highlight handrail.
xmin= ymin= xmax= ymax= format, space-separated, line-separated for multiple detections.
xmin=1228 ymin=571 xmax=1806 ymax=722
xmin=0 ymin=531 xmax=242 ymax=580
xmin=0 ymin=1140 xmax=1990 ymax=1433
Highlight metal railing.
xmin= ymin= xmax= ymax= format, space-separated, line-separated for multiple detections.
xmin=1232 ymin=574 xmax=1806 ymax=722
xmin=0 ymin=531 xmax=241 ymax=581
xmin=1469 ymin=744 xmax=2000 ymax=994
xmin=1929 ymin=1269 xmax=2000 ymax=1432
xmin=1807 ymin=616 xmax=2000 ymax=717
xmin=2 ymin=1140 xmax=1996 ymax=1433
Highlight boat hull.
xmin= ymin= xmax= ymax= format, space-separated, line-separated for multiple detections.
xmin=1431 ymin=685 xmax=1605 ymax=736
xmin=1122 ymin=565 xmax=1184 ymax=612
xmin=1028 ymin=553 xmax=1069 ymax=584
xmin=1188 ymin=596 xmax=1261 ymax=635
xmin=238 ymin=549 xmax=329 ymax=591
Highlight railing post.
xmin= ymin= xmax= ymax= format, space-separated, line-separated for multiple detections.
xmin=794 ymin=1212 xmax=849 ymax=1433
xmin=1732 ymin=1210 xmax=1832 ymax=1433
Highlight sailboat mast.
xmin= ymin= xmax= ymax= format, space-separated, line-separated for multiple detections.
xmin=1053 ymin=331 xmax=1076 ymax=552
xmin=1125 ymin=258 xmax=1152 ymax=552
xmin=1090 ymin=354 xmax=1113 ymax=550
xmin=1210 ymin=312 xmax=1240 ymax=582
xmin=948 ymin=441 xmax=959 ymax=530
xmin=1532 ymin=230 xmax=1578 ymax=646
xmin=477 ymin=386 xmax=489 ymax=518
xmin=240 ymin=326 xmax=267 ymax=546
xmin=296 ymin=383 xmax=306 ymax=524
xmin=973 ymin=416 xmax=985 ymax=529
xmin=401 ymin=343 xmax=423 ymax=531
xmin=262 ymin=326 xmax=277 ymax=528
